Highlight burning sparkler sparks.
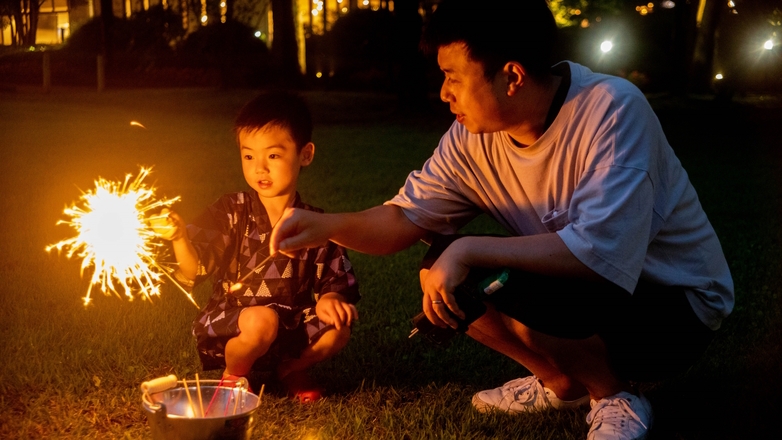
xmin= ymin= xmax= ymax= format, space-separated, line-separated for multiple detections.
xmin=45 ymin=167 xmax=198 ymax=307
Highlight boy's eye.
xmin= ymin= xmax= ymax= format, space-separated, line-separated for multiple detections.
xmin=243 ymin=154 xmax=253 ymax=160
xmin=269 ymin=154 xmax=280 ymax=159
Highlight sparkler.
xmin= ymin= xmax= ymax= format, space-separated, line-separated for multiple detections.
xmin=228 ymin=253 xmax=275 ymax=293
xmin=45 ymin=167 xmax=198 ymax=307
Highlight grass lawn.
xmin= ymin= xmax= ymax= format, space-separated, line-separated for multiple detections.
xmin=0 ymin=86 xmax=780 ymax=439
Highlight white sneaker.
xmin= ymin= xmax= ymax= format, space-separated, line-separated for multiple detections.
xmin=586 ymin=391 xmax=653 ymax=440
xmin=472 ymin=376 xmax=590 ymax=413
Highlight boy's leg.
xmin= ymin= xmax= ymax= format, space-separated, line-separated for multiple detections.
xmin=224 ymin=306 xmax=280 ymax=377
xmin=275 ymin=318 xmax=351 ymax=402
xmin=277 ymin=323 xmax=351 ymax=379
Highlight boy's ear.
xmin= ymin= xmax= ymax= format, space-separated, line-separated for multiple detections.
xmin=300 ymin=142 xmax=315 ymax=166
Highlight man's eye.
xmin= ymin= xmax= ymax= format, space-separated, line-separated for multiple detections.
xmin=269 ymin=154 xmax=280 ymax=159
xmin=243 ymin=155 xmax=253 ymax=160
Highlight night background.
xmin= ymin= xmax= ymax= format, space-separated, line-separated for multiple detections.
xmin=1 ymin=1 xmax=781 ymax=439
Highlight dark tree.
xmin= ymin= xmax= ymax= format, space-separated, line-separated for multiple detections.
xmin=393 ymin=0 xmax=428 ymax=111
xmin=271 ymin=0 xmax=301 ymax=84
xmin=0 ymin=0 xmax=46 ymax=46
xmin=99 ymin=0 xmax=114 ymax=59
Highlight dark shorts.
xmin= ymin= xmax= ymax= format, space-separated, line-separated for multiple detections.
xmin=193 ymin=305 xmax=332 ymax=372
xmin=423 ymin=235 xmax=716 ymax=382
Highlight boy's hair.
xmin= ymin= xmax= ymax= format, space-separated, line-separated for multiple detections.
xmin=420 ymin=0 xmax=557 ymax=81
xmin=234 ymin=91 xmax=313 ymax=149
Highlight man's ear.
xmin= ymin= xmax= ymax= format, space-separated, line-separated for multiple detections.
xmin=300 ymin=142 xmax=315 ymax=166
xmin=503 ymin=61 xmax=526 ymax=97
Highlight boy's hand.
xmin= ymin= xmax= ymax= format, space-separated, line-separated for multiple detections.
xmin=149 ymin=208 xmax=186 ymax=241
xmin=315 ymin=293 xmax=358 ymax=331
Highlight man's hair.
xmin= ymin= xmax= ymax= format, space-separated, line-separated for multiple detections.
xmin=420 ymin=0 xmax=557 ymax=81
xmin=234 ymin=91 xmax=313 ymax=149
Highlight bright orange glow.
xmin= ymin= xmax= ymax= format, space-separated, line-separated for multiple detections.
xmin=46 ymin=167 xmax=197 ymax=307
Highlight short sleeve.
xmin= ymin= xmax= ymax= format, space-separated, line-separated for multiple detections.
xmin=385 ymin=121 xmax=482 ymax=233
xmin=313 ymin=241 xmax=360 ymax=304
xmin=556 ymin=90 xmax=662 ymax=293
xmin=558 ymin=165 xmax=654 ymax=293
xmin=186 ymin=194 xmax=242 ymax=286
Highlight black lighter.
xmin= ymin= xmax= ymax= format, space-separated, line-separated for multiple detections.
xmin=408 ymin=269 xmax=509 ymax=345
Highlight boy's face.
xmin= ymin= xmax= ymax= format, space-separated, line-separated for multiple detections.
xmin=239 ymin=125 xmax=314 ymax=202
xmin=438 ymin=43 xmax=509 ymax=134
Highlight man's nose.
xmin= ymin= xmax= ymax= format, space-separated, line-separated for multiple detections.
xmin=440 ymin=82 xmax=453 ymax=103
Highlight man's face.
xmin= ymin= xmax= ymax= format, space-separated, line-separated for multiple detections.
xmin=238 ymin=125 xmax=313 ymax=201
xmin=438 ymin=43 xmax=507 ymax=134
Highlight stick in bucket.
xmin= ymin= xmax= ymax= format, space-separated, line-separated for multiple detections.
xmin=195 ymin=374 xmax=205 ymax=417
xmin=182 ymin=378 xmax=196 ymax=417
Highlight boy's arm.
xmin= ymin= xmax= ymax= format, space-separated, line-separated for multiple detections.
xmin=151 ymin=209 xmax=199 ymax=281
xmin=271 ymin=205 xmax=428 ymax=257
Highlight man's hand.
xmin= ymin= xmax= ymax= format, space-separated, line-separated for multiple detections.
xmin=150 ymin=208 xmax=186 ymax=241
xmin=315 ymin=293 xmax=358 ymax=331
xmin=270 ymin=208 xmax=332 ymax=258
xmin=419 ymin=238 xmax=470 ymax=329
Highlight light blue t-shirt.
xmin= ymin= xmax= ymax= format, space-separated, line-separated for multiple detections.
xmin=387 ymin=62 xmax=734 ymax=330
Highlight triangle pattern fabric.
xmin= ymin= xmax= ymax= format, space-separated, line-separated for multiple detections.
xmin=330 ymin=256 xmax=341 ymax=273
xmin=256 ymin=281 xmax=272 ymax=297
xmin=265 ymin=262 xmax=281 ymax=279
xmin=282 ymin=261 xmax=293 ymax=278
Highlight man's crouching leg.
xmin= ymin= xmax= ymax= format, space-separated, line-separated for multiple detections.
xmin=467 ymin=306 xmax=592 ymax=413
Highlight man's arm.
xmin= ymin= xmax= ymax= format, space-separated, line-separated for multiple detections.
xmin=421 ymin=233 xmax=606 ymax=328
xmin=270 ymin=204 xmax=429 ymax=257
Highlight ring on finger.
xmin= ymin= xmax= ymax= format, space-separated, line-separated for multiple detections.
xmin=432 ymin=300 xmax=444 ymax=305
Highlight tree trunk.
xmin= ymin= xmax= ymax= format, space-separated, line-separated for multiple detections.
xmin=271 ymin=0 xmax=301 ymax=85
xmin=688 ymin=0 xmax=722 ymax=93
xmin=99 ymin=0 xmax=113 ymax=56
xmin=28 ymin=0 xmax=42 ymax=46
xmin=667 ymin=0 xmax=697 ymax=95
xmin=225 ymin=0 xmax=234 ymax=21
xmin=392 ymin=0 xmax=428 ymax=112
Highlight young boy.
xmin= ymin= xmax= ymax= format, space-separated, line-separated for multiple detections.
xmin=154 ymin=91 xmax=360 ymax=402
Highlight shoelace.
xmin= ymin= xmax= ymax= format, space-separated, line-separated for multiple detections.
xmin=586 ymin=396 xmax=648 ymax=430
xmin=501 ymin=376 xmax=546 ymax=406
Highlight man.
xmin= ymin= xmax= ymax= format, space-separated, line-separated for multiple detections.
xmin=271 ymin=1 xmax=734 ymax=439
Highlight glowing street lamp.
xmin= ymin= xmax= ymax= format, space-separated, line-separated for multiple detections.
xmin=600 ymin=41 xmax=613 ymax=53
xmin=763 ymin=39 xmax=774 ymax=50
xmin=715 ymin=73 xmax=724 ymax=80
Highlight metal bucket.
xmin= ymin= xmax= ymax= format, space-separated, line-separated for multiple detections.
xmin=141 ymin=375 xmax=261 ymax=440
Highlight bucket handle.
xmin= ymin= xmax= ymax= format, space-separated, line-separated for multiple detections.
xmin=141 ymin=374 xmax=178 ymax=408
